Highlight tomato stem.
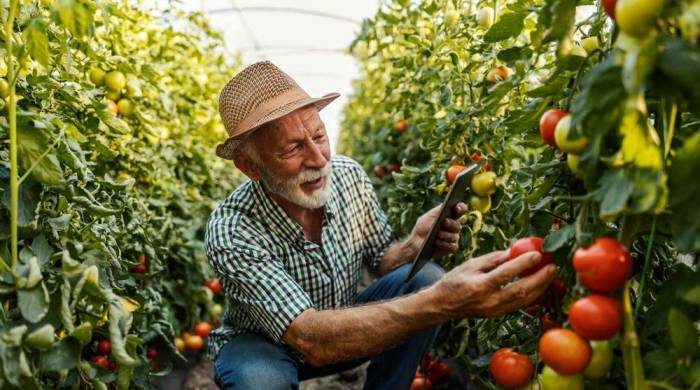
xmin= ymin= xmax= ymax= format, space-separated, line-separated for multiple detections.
xmin=5 ymin=0 xmax=19 ymax=275
xmin=634 ymin=216 xmax=657 ymax=318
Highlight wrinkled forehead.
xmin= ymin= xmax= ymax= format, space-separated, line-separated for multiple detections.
xmin=254 ymin=105 xmax=325 ymax=146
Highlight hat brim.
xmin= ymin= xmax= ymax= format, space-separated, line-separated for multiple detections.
xmin=215 ymin=92 xmax=340 ymax=160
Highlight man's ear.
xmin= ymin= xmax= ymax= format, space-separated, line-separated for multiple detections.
xmin=232 ymin=154 xmax=261 ymax=181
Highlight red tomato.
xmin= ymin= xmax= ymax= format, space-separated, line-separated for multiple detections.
xmin=193 ymin=321 xmax=212 ymax=338
xmin=525 ymin=304 xmax=541 ymax=315
xmin=427 ymin=361 xmax=450 ymax=385
xmin=569 ymin=295 xmax=622 ymax=340
xmin=131 ymin=263 xmax=147 ymax=274
xmin=90 ymin=355 xmax=111 ymax=369
xmin=542 ymin=312 xmax=562 ymax=331
xmin=387 ymin=162 xmax=402 ymax=173
xmin=108 ymin=360 xmax=117 ymax=370
xmin=446 ymin=164 xmax=468 ymax=184
xmin=603 ymin=0 xmax=617 ymax=19
xmin=373 ymin=165 xmax=387 ymax=179
xmin=489 ymin=348 xmax=534 ymax=388
xmin=539 ymin=109 xmax=569 ymax=147
xmin=394 ymin=119 xmax=409 ymax=134
xmin=97 ymin=339 xmax=112 ymax=355
xmin=539 ymin=329 xmax=592 ymax=375
xmin=572 ymin=237 xmax=632 ymax=292
xmin=410 ymin=377 xmax=432 ymax=390
xmin=470 ymin=153 xmax=482 ymax=162
xmin=137 ymin=253 xmax=146 ymax=264
xmin=508 ymin=237 xmax=555 ymax=277
xmin=146 ymin=348 xmax=159 ymax=359
xmin=204 ymin=278 xmax=222 ymax=294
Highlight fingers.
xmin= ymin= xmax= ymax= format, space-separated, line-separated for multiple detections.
xmin=495 ymin=264 xmax=558 ymax=314
xmin=441 ymin=217 xmax=462 ymax=234
xmin=451 ymin=202 xmax=468 ymax=218
xmin=464 ymin=250 xmax=509 ymax=272
xmin=487 ymin=251 xmax=542 ymax=286
xmin=437 ymin=230 xmax=459 ymax=243
xmin=435 ymin=239 xmax=459 ymax=253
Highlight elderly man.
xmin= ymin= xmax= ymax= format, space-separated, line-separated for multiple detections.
xmin=206 ymin=61 xmax=556 ymax=390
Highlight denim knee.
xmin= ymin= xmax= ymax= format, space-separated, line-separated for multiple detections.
xmin=408 ymin=261 xmax=445 ymax=290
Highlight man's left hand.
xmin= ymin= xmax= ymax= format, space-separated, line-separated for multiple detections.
xmin=411 ymin=202 xmax=468 ymax=259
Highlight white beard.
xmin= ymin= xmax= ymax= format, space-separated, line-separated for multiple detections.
xmin=257 ymin=162 xmax=332 ymax=209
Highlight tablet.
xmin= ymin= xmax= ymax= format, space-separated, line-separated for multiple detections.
xmin=404 ymin=163 xmax=481 ymax=282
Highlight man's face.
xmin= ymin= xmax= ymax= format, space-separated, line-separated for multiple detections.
xmin=244 ymin=105 xmax=332 ymax=209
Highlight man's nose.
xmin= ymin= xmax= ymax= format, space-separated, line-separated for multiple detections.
xmin=303 ymin=139 xmax=328 ymax=169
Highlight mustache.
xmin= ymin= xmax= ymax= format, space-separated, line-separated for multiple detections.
xmin=290 ymin=164 xmax=331 ymax=186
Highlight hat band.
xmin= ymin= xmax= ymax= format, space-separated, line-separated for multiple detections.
xmin=229 ymin=88 xmax=311 ymax=138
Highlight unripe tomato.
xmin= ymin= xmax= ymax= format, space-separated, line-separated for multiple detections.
xmin=476 ymin=7 xmax=495 ymax=29
xmin=541 ymin=365 xmax=584 ymax=390
xmin=146 ymin=348 xmax=158 ymax=359
xmin=539 ymin=329 xmax=592 ymax=375
xmin=508 ymin=237 xmax=554 ymax=277
xmin=567 ymin=154 xmax=583 ymax=178
xmin=554 ymin=116 xmax=588 ymax=154
xmin=469 ymin=195 xmax=491 ymax=214
xmin=394 ymin=119 xmax=409 ymax=134
xmin=0 ymin=61 xmax=7 ymax=77
xmin=193 ymin=321 xmax=212 ymax=338
xmin=106 ymin=89 xmax=121 ymax=101
xmin=444 ymin=10 xmax=460 ymax=26
xmin=584 ymin=340 xmax=614 ymax=379
xmin=105 ymin=70 xmax=126 ymax=92
xmin=89 ymin=67 xmax=106 ymax=86
xmin=572 ymin=237 xmax=632 ymax=292
xmin=410 ymin=377 xmax=432 ymax=390
xmin=117 ymin=98 xmax=134 ymax=116
xmin=446 ymin=164 xmax=468 ymax=184
xmin=204 ymin=278 xmax=222 ymax=294
xmin=90 ymin=355 xmax=111 ymax=369
xmin=615 ymin=0 xmax=664 ymax=37
xmin=373 ymin=165 xmax=387 ymax=179
xmin=471 ymin=171 xmax=497 ymax=197
xmin=569 ymin=295 xmax=622 ymax=340
xmin=539 ymin=109 xmax=569 ymax=147
xmin=581 ymin=37 xmax=600 ymax=54
xmin=0 ymin=78 xmax=10 ymax=99
xmin=211 ymin=303 xmax=224 ymax=318
xmin=489 ymin=348 xmax=534 ymax=388
xmin=97 ymin=339 xmax=112 ymax=355
xmin=603 ymin=0 xmax=617 ymax=19
xmin=486 ymin=66 xmax=512 ymax=82
xmin=174 ymin=337 xmax=186 ymax=353
xmin=181 ymin=331 xmax=192 ymax=342
xmin=104 ymin=99 xmax=119 ymax=116
xmin=185 ymin=334 xmax=204 ymax=351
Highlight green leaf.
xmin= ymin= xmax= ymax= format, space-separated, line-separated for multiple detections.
xmin=23 ymin=18 xmax=50 ymax=67
xmin=484 ymin=12 xmax=526 ymax=43
xmin=25 ymin=324 xmax=55 ymax=350
xmin=657 ymin=38 xmax=700 ymax=113
xmin=542 ymin=0 xmax=576 ymax=43
xmin=622 ymin=35 xmax=657 ymax=94
xmin=683 ymin=284 xmax=700 ymax=305
xmin=597 ymin=169 xmax=634 ymax=218
xmin=668 ymin=132 xmax=700 ymax=251
xmin=39 ymin=337 xmax=80 ymax=372
xmin=668 ymin=308 xmax=698 ymax=358
xmin=543 ymin=224 xmax=575 ymax=252
xmin=17 ymin=283 xmax=49 ymax=323
xmin=17 ymin=125 xmax=63 ymax=186
xmin=51 ymin=0 xmax=94 ymax=37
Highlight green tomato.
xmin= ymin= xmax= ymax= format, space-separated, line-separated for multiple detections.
xmin=469 ymin=195 xmax=491 ymax=213
xmin=0 ymin=61 xmax=7 ymax=77
xmin=554 ymin=116 xmax=588 ymax=154
xmin=105 ymin=70 xmax=127 ymax=91
xmin=541 ymin=366 xmax=583 ymax=390
xmin=567 ymin=154 xmax=583 ymax=178
xmin=476 ymin=7 xmax=494 ymax=29
xmin=89 ymin=67 xmax=106 ymax=86
xmin=126 ymin=82 xmax=143 ymax=98
xmin=581 ymin=37 xmax=599 ymax=54
xmin=471 ymin=171 xmax=497 ymax=197
xmin=0 ymin=78 xmax=9 ymax=99
xmin=445 ymin=10 xmax=460 ymax=26
xmin=570 ymin=45 xmax=587 ymax=58
xmin=584 ymin=340 xmax=614 ymax=379
xmin=615 ymin=0 xmax=664 ymax=37
xmin=106 ymin=89 xmax=121 ymax=101
xmin=117 ymin=98 xmax=135 ymax=116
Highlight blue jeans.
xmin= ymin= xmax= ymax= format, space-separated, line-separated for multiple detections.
xmin=213 ymin=262 xmax=445 ymax=390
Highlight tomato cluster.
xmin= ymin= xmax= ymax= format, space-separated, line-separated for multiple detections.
xmin=411 ymin=353 xmax=451 ymax=389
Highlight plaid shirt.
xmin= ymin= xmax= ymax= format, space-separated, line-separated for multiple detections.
xmin=205 ymin=155 xmax=394 ymax=360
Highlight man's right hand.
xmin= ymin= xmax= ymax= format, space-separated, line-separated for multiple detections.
xmin=430 ymin=250 xmax=557 ymax=318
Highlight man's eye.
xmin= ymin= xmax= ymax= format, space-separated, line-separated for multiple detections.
xmin=313 ymin=135 xmax=325 ymax=141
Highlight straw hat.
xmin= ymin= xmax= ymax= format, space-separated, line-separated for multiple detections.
xmin=215 ymin=61 xmax=340 ymax=160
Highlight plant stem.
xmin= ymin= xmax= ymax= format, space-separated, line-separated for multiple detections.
xmin=6 ymin=0 xmax=19 ymax=274
xmin=664 ymin=101 xmax=677 ymax=158
xmin=634 ymin=216 xmax=657 ymax=318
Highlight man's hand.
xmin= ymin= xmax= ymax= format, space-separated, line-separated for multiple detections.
xmin=430 ymin=250 xmax=557 ymax=318
xmin=411 ymin=202 xmax=468 ymax=259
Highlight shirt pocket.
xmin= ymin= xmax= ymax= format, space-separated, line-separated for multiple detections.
xmin=281 ymin=250 xmax=334 ymax=307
